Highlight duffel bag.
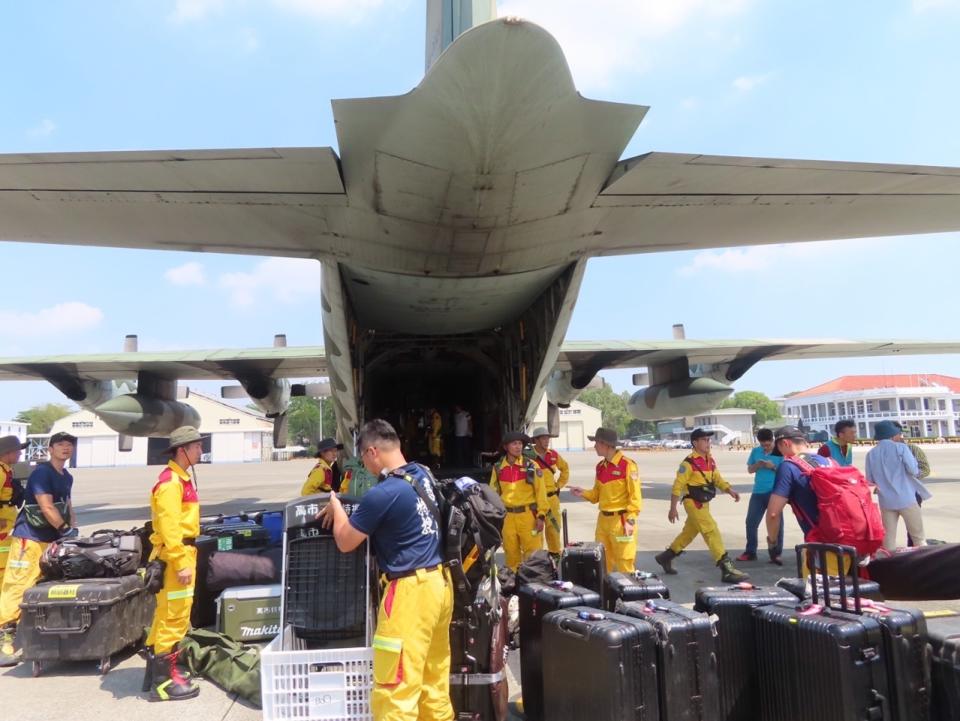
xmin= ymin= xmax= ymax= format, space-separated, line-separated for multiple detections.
xmin=178 ymin=628 xmax=261 ymax=707
xmin=864 ymin=543 xmax=960 ymax=600
xmin=206 ymin=544 xmax=282 ymax=594
xmin=40 ymin=529 xmax=142 ymax=580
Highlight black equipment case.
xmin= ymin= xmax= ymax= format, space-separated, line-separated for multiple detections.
xmin=541 ymin=607 xmax=660 ymax=721
xmin=616 ymin=599 xmax=720 ymax=721
xmin=518 ymin=581 xmax=601 ymax=721
xmin=925 ymin=612 xmax=960 ymax=721
xmin=693 ymin=582 xmax=801 ymax=721
xmin=604 ymin=570 xmax=669 ymax=612
xmin=755 ymin=543 xmax=899 ymax=721
xmin=18 ymin=575 xmax=155 ymax=676
xmin=559 ymin=543 xmax=606 ymax=602
xmin=449 ymin=595 xmax=510 ymax=721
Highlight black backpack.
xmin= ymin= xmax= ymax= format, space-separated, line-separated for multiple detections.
xmin=396 ymin=465 xmax=506 ymax=607
xmin=40 ymin=529 xmax=143 ymax=580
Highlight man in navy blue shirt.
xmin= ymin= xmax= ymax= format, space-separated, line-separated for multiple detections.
xmin=320 ymin=419 xmax=453 ymax=721
xmin=0 ymin=431 xmax=77 ymax=666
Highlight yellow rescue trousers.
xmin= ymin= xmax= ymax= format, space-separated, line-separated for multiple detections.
xmin=372 ymin=566 xmax=454 ymax=721
xmin=0 ymin=538 xmax=48 ymax=626
xmin=669 ymin=498 xmax=726 ymax=562
xmin=502 ymin=508 xmax=543 ymax=571
xmin=595 ymin=511 xmax=639 ymax=573
xmin=146 ymin=545 xmax=197 ymax=654
xmin=0 ymin=533 xmax=11 ymax=587
xmin=544 ymin=494 xmax=563 ymax=556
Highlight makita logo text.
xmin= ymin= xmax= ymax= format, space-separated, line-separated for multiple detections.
xmin=240 ymin=624 xmax=280 ymax=638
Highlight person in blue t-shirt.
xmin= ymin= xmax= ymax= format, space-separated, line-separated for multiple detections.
xmin=764 ymin=425 xmax=829 ymax=566
xmin=0 ymin=431 xmax=77 ymax=667
xmin=737 ymin=428 xmax=784 ymax=563
xmin=319 ymin=419 xmax=453 ymax=721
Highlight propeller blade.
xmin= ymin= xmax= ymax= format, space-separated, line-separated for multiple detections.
xmin=273 ymin=412 xmax=289 ymax=449
xmin=118 ymin=434 xmax=134 ymax=452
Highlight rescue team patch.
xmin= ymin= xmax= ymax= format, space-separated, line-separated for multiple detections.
xmin=678 ymin=465 xmax=687 ymax=474
xmin=47 ymin=584 xmax=79 ymax=599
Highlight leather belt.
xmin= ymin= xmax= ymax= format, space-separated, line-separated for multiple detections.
xmin=385 ymin=563 xmax=443 ymax=581
xmin=182 ymin=537 xmax=197 ymax=546
xmin=600 ymin=509 xmax=627 ymax=516
xmin=546 ymin=491 xmax=559 ymax=498
xmin=505 ymin=504 xmax=537 ymax=514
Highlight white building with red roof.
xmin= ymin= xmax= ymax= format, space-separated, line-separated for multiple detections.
xmin=782 ymin=374 xmax=960 ymax=439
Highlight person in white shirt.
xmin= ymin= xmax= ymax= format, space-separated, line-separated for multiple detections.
xmin=453 ymin=405 xmax=472 ymax=466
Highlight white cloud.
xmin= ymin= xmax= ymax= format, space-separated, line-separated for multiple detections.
xmin=0 ymin=302 xmax=103 ymax=337
xmin=677 ymin=238 xmax=886 ymax=276
xmin=218 ymin=257 xmax=321 ymax=307
xmin=913 ymin=0 xmax=960 ymax=11
xmin=27 ymin=118 xmax=56 ymax=138
xmin=164 ymin=261 xmax=207 ymax=286
xmin=169 ymin=0 xmax=227 ymax=23
xmin=732 ymin=72 xmax=773 ymax=92
xmin=498 ymin=0 xmax=751 ymax=89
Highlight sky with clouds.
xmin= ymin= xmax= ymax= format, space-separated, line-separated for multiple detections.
xmin=1 ymin=0 xmax=960 ymax=420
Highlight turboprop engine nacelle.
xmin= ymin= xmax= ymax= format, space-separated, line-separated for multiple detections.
xmin=94 ymin=394 xmax=202 ymax=437
xmin=627 ymin=378 xmax=734 ymax=421
xmin=545 ymin=370 xmax=604 ymax=407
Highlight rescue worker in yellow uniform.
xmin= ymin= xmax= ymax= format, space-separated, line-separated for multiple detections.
xmin=490 ymin=431 xmax=547 ymax=571
xmin=320 ymin=419 xmax=454 ymax=721
xmin=144 ymin=426 xmax=202 ymax=701
xmin=0 ymin=436 xmax=28 ymax=588
xmin=529 ymin=427 xmax=569 ymax=561
xmin=0 ymin=432 xmax=77 ymax=667
xmin=427 ymin=408 xmax=443 ymax=468
xmin=301 ymin=438 xmax=343 ymax=495
xmin=655 ymin=428 xmax=749 ymax=584
xmin=569 ymin=427 xmax=642 ymax=573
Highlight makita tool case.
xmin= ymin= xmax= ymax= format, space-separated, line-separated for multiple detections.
xmin=18 ymin=575 xmax=155 ymax=675
xmin=217 ymin=584 xmax=281 ymax=643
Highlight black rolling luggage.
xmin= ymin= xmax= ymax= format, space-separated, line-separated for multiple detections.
xmin=693 ymin=583 xmax=801 ymax=721
xmin=449 ymin=595 xmax=510 ymax=721
xmin=18 ymin=575 xmax=155 ymax=676
xmin=604 ymin=570 xmax=669 ymax=612
xmin=559 ymin=543 xmax=606 ymax=600
xmin=925 ymin=613 xmax=960 ymax=721
xmin=617 ymin=599 xmax=720 ymax=721
xmin=519 ymin=581 xmax=602 ymax=721
xmin=541 ymin=607 xmax=660 ymax=721
xmin=755 ymin=544 xmax=892 ymax=721
xmin=200 ymin=516 xmax=272 ymax=551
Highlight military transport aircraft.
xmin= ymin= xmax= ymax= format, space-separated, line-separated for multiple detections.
xmin=2 ymin=2 xmax=960 ymax=451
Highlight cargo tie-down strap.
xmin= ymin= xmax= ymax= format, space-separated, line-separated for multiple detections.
xmin=448 ymin=669 xmax=506 ymax=686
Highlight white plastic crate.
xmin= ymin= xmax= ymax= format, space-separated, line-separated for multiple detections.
xmin=262 ymin=625 xmax=373 ymax=721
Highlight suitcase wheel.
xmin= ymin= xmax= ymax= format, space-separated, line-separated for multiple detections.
xmin=31 ymin=661 xmax=43 ymax=677
xmin=99 ymin=657 xmax=111 ymax=675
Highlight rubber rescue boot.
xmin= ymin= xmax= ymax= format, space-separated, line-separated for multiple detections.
xmin=717 ymin=553 xmax=750 ymax=584
xmin=149 ymin=649 xmax=199 ymax=701
xmin=0 ymin=625 xmax=20 ymax=667
xmin=654 ymin=548 xmax=679 ymax=575
xmin=141 ymin=647 xmax=155 ymax=693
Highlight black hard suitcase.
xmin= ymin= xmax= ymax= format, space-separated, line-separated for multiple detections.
xmin=199 ymin=518 xmax=272 ymax=550
xmin=924 ymin=613 xmax=960 ymax=721
xmin=693 ymin=583 xmax=804 ymax=721
xmin=449 ymin=597 xmax=510 ymax=721
xmin=604 ymin=570 xmax=670 ymax=612
xmin=18 ymin=575 xmax=155 ymax=676
xmin=617 ymin=599 xmax=720 ymax=721
xmin=755 ymin=544 xmax=892 ymax=721
xmin=519 ymin=581 xmax=602 ymax=721
xmin=541 ymin=607 xmax=660 ymax=721
xmin=559 ymin=542 xmax=606 ymax=601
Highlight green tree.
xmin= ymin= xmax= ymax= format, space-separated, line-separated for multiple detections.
xmin=285 ymin=396 xmax=337 ymax=447
xmin=15 ymin=403 xmax=74 ymax=434
xmin=718 ymin=390 xmax=783 ymax=427
xmin=578 ymin=386 xmax=633 ymax=437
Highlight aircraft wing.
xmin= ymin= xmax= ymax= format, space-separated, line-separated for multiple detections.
xmin=592 ymin=153 xmax=960 ymax=255
xmin=0 ymin=148 xmax=346 ymax=257
xmin=0 ymin=346 xmax=328 ymax=383
xmin=557 ymin=339 xmax=960 ymax=385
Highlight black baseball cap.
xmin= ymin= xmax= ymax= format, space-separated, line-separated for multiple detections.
xmin=690 ymin=428 xmax=715 ymax=441
xmin=774 ymin=425 xmax=806 ymax=443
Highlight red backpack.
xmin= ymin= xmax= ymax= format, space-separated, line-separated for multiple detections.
xmin=786 ymin=455 xmax=884 ymax=557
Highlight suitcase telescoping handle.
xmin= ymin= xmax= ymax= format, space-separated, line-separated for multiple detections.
xmin=562 ymin=508 xmax=569 ymax=547
xmin=795 ymin=542 xmax=861 ymax=614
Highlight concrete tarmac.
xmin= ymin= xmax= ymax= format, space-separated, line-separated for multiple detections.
xmin=2 ymin=446 xmax=958 ymax=719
